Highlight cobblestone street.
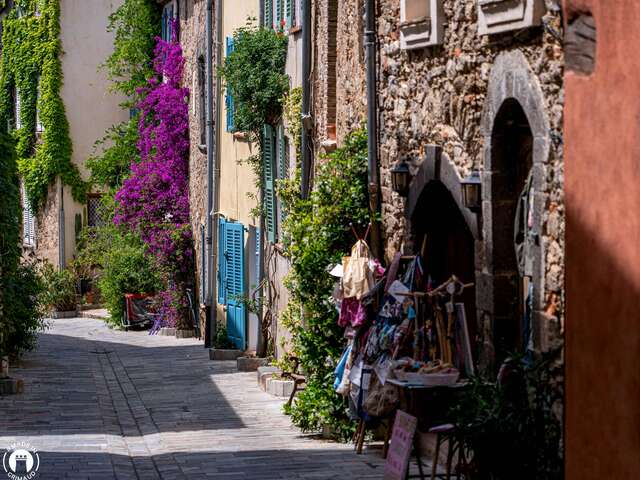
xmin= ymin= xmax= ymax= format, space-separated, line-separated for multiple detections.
xmin=0 ymin=319 xmax=383 ymax=479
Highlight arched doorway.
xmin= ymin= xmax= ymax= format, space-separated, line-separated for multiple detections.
xmin=490 ymin=99 xmax=533 ymax=366
xmin=411 ymin=180 xmax=477 ymax=338
xmin=480 ymin=51 xmax=550 ymax=371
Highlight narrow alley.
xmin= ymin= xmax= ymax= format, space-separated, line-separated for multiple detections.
xmin=0 ymin=318 xmax=382 ymax=479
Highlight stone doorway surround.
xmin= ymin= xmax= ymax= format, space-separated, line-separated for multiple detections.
xmin=479 ymin=50 xmax=550 ymax=366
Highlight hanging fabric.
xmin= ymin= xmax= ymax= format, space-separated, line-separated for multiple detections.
xmin=342 ymin=239 xmax=374 ymax=300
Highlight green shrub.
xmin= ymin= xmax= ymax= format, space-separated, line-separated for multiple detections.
xmin=449 ymin=356 xmax=563 ymax=480
xmin=2 ymin=262 xmax=47 ymax=359
xmin=40 ymin=262 xmax=77 ymax=312
xmin=95 ymin=228 xmax=161 ymax=327
xmin=213 ymin=324 xmax=235 ymax=350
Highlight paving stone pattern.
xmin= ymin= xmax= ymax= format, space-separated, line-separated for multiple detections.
xmin=0 ymin=319 xmax=383 ymax=479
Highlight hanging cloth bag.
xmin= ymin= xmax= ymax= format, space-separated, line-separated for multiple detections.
xmin=342 ymin=239 xmax=374 ymax=300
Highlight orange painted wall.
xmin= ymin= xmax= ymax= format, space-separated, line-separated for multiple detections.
xmin=564 ymin=0 xmax=640 ymax=478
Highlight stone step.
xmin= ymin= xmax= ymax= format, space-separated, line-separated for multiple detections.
xmin=256 ymin=366 xmax=280 ymax=390
xmin=265 ymin=376 xmax=295 ymax=398
xmin=236 ymin=356 xmax=269 ymax=372
xmin=209 ymin=348 xmax=243 ymax=361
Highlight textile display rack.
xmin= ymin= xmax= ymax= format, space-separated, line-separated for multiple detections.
xmin=329 ymin=232 xmax=477 ymax=478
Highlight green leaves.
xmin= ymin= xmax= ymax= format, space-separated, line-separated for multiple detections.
xmin=89 ymin=226 xmax=162 ymax=327
xmin=39 ymin=261 xmax=77 ymax=312
xmin=280 ymin=128 xmax=371 ymax=438
xmin=102 ymin=0 xmax=160 ymax=102
xmin=219 ymin=23 xmax=289 ymax=135
xmin=0 ymin=0 xmax=85 ymax=210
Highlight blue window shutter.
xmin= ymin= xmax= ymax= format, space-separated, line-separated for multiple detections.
xmin=255 ymin=228 xmax=261 ymax=282
xmin=225 ymin=37 xmax=235 ymax=132
xmin=217 ymin=217 xmax=227 ymax=304
xmin=225 ymin=222 xmax=246 ymax=348
xmin=224 ymin=222 xmax=245 ymax=300
xmin=276 ymin=0 xmax=283 ymax=29
xmin=277 ymin=125 xmax=288 ymax=226
xmin=263 ymin=0 xmax=273 ymax=29
xmin=278 ymin=124 xmax=287 ymax=180
xmin=263 ymin=124 xmax=277 ymax=244
xmin=161 ymin=9 xmax=167 ymax=41
xmin=286 ymin=0 xmax=293 ymax=30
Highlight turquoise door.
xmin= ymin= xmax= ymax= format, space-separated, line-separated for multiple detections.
xmin=219 ymin=220 xmax=246 ymax=350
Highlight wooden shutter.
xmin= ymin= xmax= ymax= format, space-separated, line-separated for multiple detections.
xmin=225 ymin=37 xmax=235 ymax=132
xmin=255 ymin=227 xmax=261 ymax=283
xmin=276 ymin=0 xmax=283 ymax=29
xmin=263 ymin=124 xmax=277 ymax=243
xmin=286 ymin=0 xmax=294 ymax=29
xmin=224 ymin=222 xmax=245 ymax=300
xmin=36 ymin=78 xmax=43 ymax=134
xmin=225 ymin=222 xmax=246 ymax=349
xmin=278 ymin=124 xmax=287 ymax=180
xmin=21 ymin=183 xmax=35 ymax=247
xmin=263 ymin=0 xmax=273 ymax=29
xmin=217 ymin=217 xmax=227 ymax=304
xmin=15 ymin=88 xmax=21 ymax=130
xmin=161 ymin=7 xmax=167 ymax=41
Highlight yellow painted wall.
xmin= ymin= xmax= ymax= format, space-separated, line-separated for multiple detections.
xmin=218 ymin=0 xmax=260 ymax=228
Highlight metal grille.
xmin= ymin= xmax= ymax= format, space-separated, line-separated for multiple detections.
xmin=87 ymin=197 xmax=107 ymax=228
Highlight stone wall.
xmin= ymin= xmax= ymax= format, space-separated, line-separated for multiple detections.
xmin=376 ymin=0 xmax=565 ymax=364
xmin=180 ymin=0 xmax=208 ymax=316
xmin=31 ymin=182 xmax=60 ymax=268
xmin=336 ymin=0 xmax=367 ymax=142
xmin=314 ymin=0 xmax=367 ymax=146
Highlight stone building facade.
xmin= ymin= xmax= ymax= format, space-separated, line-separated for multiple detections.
xmin=176 ymin=0 xmax=208 ymax=333
xmin=313 ymin=0 xmax=368 ymax=148
xmin=375 ymin=0 xmax=565 ymax=373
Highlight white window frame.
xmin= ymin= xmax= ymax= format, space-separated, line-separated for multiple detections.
xmin=21 ymin=182 xmax=36 ymax=248
xmin=14 ymin=87 xmax=21 ymax=130
xmin=36 ymin=77 xmax=44 ymax=135
xmin=399 ymin=0 xmax=445 ymax=50
xmin=477 ymin=0 xmax=546 ymax=35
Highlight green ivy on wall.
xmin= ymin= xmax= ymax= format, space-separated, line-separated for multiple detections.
xmin=278 ymin=128 xmax=372 ymax=440
xmin=0 ymin=0 xmax=86 ymax=210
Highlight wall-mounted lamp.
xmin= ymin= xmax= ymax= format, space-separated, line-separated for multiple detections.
xmin=461 ymin=171 xmax=482 ymax=212
xmin=391 ymin=160 xmax=412 ymax=197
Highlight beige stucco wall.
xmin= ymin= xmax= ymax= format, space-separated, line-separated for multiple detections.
xmin=55 ymin=0 xmax=128 ymax=266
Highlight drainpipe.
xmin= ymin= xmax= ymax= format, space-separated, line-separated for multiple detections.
xmin=58 ymin=179 xmax=65 ymax=269
xmin=211 ymin=0 xmax=223 ymax=342
xmin=365 ymin=0 xmax=382 ymax=259
xmin=300 ymin=0 xmax=312 ymax=199
xmin=204 ymin=0 xmax=216 ymax=348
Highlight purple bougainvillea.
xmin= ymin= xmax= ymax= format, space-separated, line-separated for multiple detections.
xmin=115 ymin=25 xmax=193 ymax=328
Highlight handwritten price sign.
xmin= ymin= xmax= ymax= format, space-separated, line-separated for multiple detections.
xmin=384 ymin=410 xmax=418 ymax=480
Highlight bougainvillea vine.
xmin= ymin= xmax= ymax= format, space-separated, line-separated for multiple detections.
xmin=114 ymin=25 xmax=193 ymax=328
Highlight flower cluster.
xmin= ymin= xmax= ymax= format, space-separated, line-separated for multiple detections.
xmin=114 ymin=24 xmax=193 ymax=327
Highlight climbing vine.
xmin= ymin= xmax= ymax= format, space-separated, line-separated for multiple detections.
xmin=282 ymin=86 xmax=302 ymax=158
xmin=219 ymin=21 xmax=288 ymax=207
xmin=0 ymin=0 xmax=86 ymax=210
xmin=0 ymin=130 xmax=46 ymax=359
xmin=278 ymin=128 xmax=372 ymax=440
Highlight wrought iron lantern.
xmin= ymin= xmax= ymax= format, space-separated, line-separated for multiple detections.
xmin=461 ymin=171 xmax=482 ymax=212
xmin=390 ymin=160 xmax=412 ymax=197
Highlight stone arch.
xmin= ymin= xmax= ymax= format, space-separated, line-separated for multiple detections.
xmin=405 ymin=145 xmax=480 ymax=240
xmin=479 ymin=51 xmax=550 ymax=367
